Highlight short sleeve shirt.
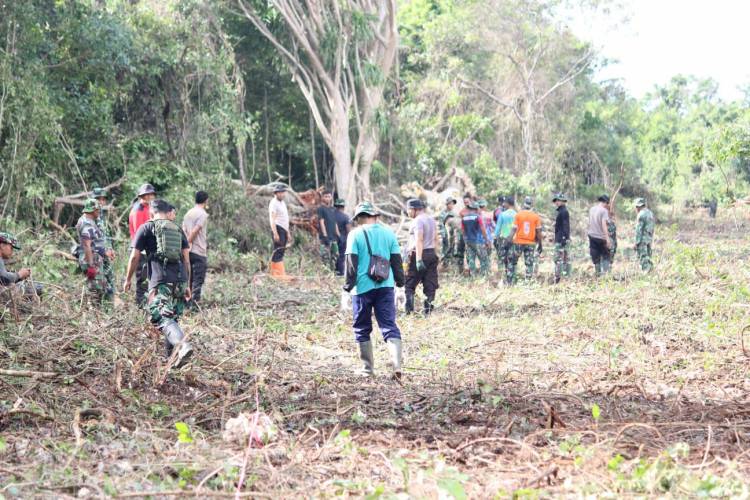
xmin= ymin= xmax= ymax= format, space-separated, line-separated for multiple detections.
xmin=182 ymin=206 xmax=209 ymax=257
xmin=334 ymin=209 xmax=351 ymax=243
xmin=497 ymin=209 xmax=516 ymax=238
xmin=317 ymin=205 xmax=338 ymax=240
xmin=512 ymin=210 xmax=542 ymax=245
xmin=345 ymin=223 xmax=401 ymax=295
xmin=588 ymin=204 xmax=610 ymax=240
xmin=133 ymin=220 xmax=190 ymax=290
xmin=76 ymin=216 xmax=107 ymax=257
xmin=407 ymin=213 xmax=437 ymax=252
xmin=269 ymin=198 xmax=289 ymax=231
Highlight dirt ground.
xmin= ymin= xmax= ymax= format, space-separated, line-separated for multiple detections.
xmin=1 ymin=209 xmax=750 ymax=498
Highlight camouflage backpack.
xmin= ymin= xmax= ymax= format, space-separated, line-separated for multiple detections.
xmin=153 ymin=219 xmax=183 ymax=264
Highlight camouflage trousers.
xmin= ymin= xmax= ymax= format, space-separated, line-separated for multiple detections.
xmin=495 ymin=238 xmax=513 ymax=275
xmin=80 ymin=255 xmax=113 ymax=305
xmin=636 ymin=243 xmax=653 ymax=272
xmin=507 ymin=244 xmax=536 ymax=284
xmin=319 ymin=240 xmax=339 ymax=272
xmin=554 ymin=243 xmax=571 ymax=282
xmin=149 ymin=282 xmax=187 ymax=328
xmin=465 ymin=242 xmax=490 ymax=276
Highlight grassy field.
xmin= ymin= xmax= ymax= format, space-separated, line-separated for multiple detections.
xmin=2 ymin=208 xmax=750 ymax=498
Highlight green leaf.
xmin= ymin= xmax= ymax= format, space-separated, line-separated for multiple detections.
xmin=438 ymin=478 xmax=467 ymax=500
xmin=591 ymin=403 xmax=601 ymax=421
xmin=174 ymin=421 xmax=193 ymax=443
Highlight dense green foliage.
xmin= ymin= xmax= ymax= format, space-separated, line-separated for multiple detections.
xmin=2 ymin=0 xmax=750 ymax=231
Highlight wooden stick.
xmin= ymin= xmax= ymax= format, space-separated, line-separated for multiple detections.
xmin=0 ymin=368 xmax=60 ymax=378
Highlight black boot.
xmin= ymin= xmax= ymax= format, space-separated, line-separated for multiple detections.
xmin=423 ymin=298 xmax=434 ymax=316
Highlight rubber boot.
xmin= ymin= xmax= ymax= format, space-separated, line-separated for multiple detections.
xmin=423 ymin=298 xmax=434 ymax=316
xmin=162 ymin=319 xmax=193 ymax=369
xmin=600 ymin=258 xmax=611 ymax=275
xmin=386 ymin=338 xmax=403 ymax=380
xmin=405 ymin=291 xmax=415 ymax=314
xmin=358 ymin=341 xmax=374 ymax=377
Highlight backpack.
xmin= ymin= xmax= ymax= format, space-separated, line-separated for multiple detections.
xmin=153 ymin=219 xmax=183 ymax=264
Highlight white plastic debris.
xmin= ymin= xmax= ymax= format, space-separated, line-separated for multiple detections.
xmin=222 ymin=411 xmax=277 ymax=446
xmin=394 ymin=287 xmax=406 ymax=311
xmin=340 ymin=290 xmax=353 ymax=312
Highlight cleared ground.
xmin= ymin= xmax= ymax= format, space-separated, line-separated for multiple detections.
xmin=1 ymin=209 xmax=750 ymax=498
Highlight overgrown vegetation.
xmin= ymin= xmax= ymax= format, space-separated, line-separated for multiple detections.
xmin=2 ymin=210 xmax=749 ymax=496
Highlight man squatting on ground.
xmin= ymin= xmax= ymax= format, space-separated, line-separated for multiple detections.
xmin=124 ymin=199 xmax=193 ymax=368
xmin=404 ymin=198 xmax=439 ymax=315
xmin=343 ymin=202 xmax=405 ymax=378
xmin=182 ymin=190 xmax=209 ymax=306
xmin=0 ymin=232 xmax=42 ymax=299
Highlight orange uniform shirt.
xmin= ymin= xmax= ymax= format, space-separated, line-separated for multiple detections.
xmin=512 ymin=210 xmax=542 ymax=245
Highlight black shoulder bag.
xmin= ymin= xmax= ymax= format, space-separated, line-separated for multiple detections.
xmin=363 ymin=229 xmax=391 ymax=283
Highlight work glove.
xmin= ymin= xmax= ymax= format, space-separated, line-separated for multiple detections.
xmin=416 ymin=259 xmax=426 ymax=272
xmin=342 ymin=282 xmax=354 ymax=292
xmin=86 ymin=266 xmax=98 ymax=279
xmin=331 ymin=241 xmax=339 ymax=255
xmin=395 ymin=278 xmax=405 ymax=288
xmin=537 ymin=244 xmax=543 ymax=255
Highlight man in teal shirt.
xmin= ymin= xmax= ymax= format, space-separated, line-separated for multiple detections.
xmin=494 ymin=196 xmax=517 ymax=278
xmin=344 ymin=202 xmax=405 ymax=378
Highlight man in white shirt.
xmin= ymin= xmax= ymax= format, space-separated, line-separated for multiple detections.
xmin=269 ymin=184 xmax=291 ymax=278
xmin=182 ymin=191 xmax=209 ymax=305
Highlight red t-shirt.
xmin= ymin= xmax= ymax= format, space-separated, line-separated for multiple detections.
xmin=129 ymin=201 xmax=151 ymax=243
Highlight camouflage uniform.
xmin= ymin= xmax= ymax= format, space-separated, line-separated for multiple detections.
xmin=95 ymin=205 xmax=117 ymax=299
xmin=76 ymin=210 xmax=112 ymax=304
xmin=553 ymin=243 xmax=571 ymax=280
xmin=508 ymin=244 xmax=536 ymax=282
xmin=149 ymin=281 xmax=187 ymax=327
xmin=607 ymin=220 xmax=618 ymax=262
xmin=438 ymin=209 xmax=458 ymax=268
xmin=465 ymin=242 xmax=490 ymax=276
xmin=634 ymin=203 xmax=655 ymax=272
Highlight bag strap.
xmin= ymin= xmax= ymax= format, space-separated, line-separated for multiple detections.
xmin=362 ymin=228 xmax=373 ymax=257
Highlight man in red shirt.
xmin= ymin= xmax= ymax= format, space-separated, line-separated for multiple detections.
xmin=128 ymin=183 xmax=156 ymax=306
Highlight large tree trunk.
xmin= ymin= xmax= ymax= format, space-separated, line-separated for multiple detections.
xmin=330 ymin=108 xmax=355 ymax=208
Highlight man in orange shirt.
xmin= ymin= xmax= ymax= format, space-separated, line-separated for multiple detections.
xmin=507 ymin=196 xmax=543 ymax=284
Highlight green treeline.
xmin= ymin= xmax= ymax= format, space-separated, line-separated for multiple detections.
xmin=1 ymin=0 xmax=750 ymax=229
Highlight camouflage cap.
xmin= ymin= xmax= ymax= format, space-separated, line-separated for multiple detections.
xmin=477 ymin=199 xmax=488 ymax=208
xmin=333 ymin=198 xmax=345 ymax=207
xmin=523 ymin=196 xmax=533 ymax=208
xmin=446 ymin=197 xmax=457 ymax=205
xmin=92 ymin=187 xmax=108 ymax=199
xmin=353 ymin=201 xmax=380 ymax=218
xmin=552 ymin=193 xmax=568 ymax=202
xmin=467 ymin=201 xmax=479 ymax=210
xmin=0 ymin=231 xmax=20 ymax=249
xmin=634 ymin=197 xmax=647 ymax=207
xmin=82 ymin=199 xmax=101 ymax=213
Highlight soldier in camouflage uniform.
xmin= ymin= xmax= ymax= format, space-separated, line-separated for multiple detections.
xmin=76 ymin=199 xmax=113 ymax=304
xmin=634 ymin=198 xmax=655 ymax=272
xmin=607 ymin=218 xmax=618 ymax=263
xmin=438 ymin=198 xmax=458 ymax=270
xmin=91 ymin=187 xmax=116 ymax=298
xmin=124 ymin=199 xmax=193 ymax=368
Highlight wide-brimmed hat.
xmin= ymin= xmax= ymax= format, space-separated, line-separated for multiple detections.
xmin=354 ymin=202 xmax=380 ymax=218
xmin=137 ymin=183 xmax=156 ymax=197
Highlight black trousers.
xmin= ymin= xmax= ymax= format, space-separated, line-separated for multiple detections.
xmin=589 ymin=236 xmax=610 ymax=268
xmin=405 ymin=249 xmax=439 ymax=309
xmin=189 ymin=252 xmax=207 ymax=303
xmin=271 ymin=226 xmax=288 ymax=263
xmin=135 ymin=257 xmax=148 ymax=307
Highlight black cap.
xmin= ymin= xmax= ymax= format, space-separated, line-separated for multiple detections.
xmin=273 ymin=183 xmax=288 ymax=193
xmin=497 ymin=194 xmax=505 ymax=203
xmin=505 ymin=197 xmax=515 ymax=206
xmin=598 ymin=194 xmax=610 ymax=203
xmin=406 ymin=198 xmax=426 ymax=209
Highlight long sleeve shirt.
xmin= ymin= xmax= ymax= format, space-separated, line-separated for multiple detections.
xmin=0 ymin=257 xmax=20 ymax=285
xmin=554 ymin=205 xmax=570 ymax=244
